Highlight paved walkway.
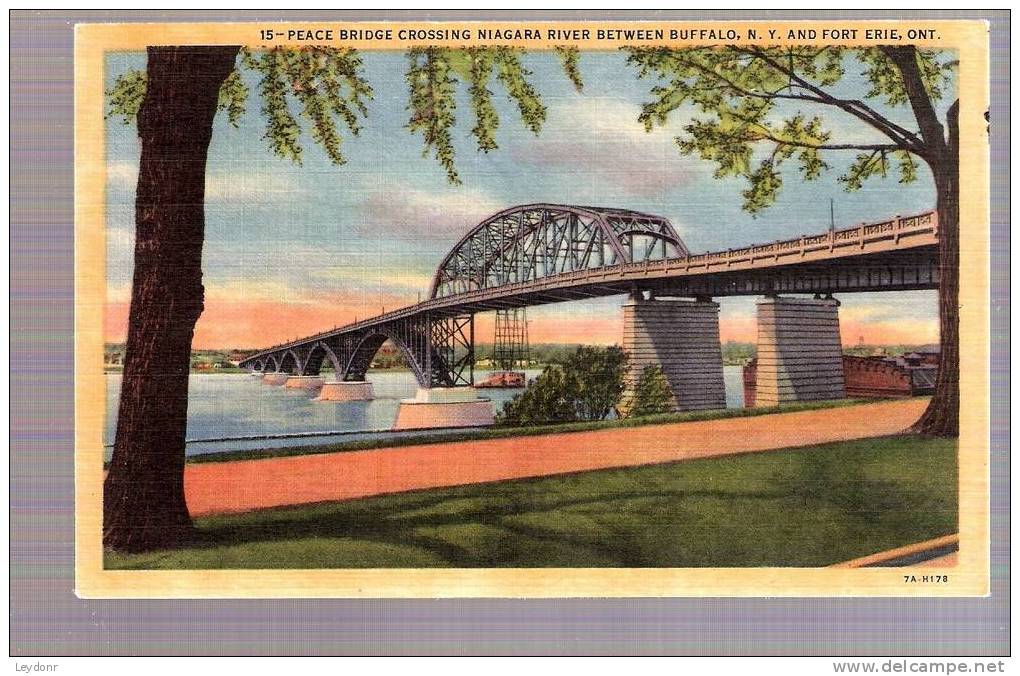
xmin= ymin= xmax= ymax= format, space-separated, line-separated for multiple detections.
xmin=185 ymin=399 xmax=928 ymax=516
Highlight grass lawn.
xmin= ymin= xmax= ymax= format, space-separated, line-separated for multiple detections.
xmin=106 ymin=434 xmax=957 ymax=569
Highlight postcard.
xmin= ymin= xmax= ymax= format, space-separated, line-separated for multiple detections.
xmin=73 ymin=18 xmax=990 ymax=598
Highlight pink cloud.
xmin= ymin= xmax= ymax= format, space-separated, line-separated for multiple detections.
xmin=511 ymin=97 xmax=702 ymax=198
xmin=512 ymin=139 xmax=698 ymax=198
xmin=355 ymin=183 xmax=503 ymax=236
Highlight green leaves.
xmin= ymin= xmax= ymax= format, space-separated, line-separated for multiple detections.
xmin=497 ymin=346 xmax=627 ymax=425
xmin=256 ymin=49 xmax=303 ymax=164
xmin=857 ymin=47 xmax=955 ymax=106
xmin=628 ymin=365 xmax=673 ymax=418
xmin=743 ymin=160 xmax=784 ymax=215
xmin=405 ymin=46 xmax=562 ymax=184
xmin=106 ymin=46 xmax=372 ymax=167
xmin=839 ymin=148 xmax=917 ymax=191
xmin=625 ymin=45 xmax=950 ymax=214
xmin=406 ymin=47 xmax=460 ymax=183
xmin=108 ymin=46 xmax=582 ymax=184
xmin=496 ymin=365 xmax=577 ymax=426
xmin=493 ymin=47 xmax=547 ymax=136
xmin=554 ymin=46 xmax=584 ymax=92
xmin=679 ymin=105 xmax=832 ymax=213
xmin=895 ymin=149 xmax=918 ymax=184
xmin=254 ymin=46 xmax=372 ymax=166
xmin=466 ymin=48 xmax=499 ymax=153
xmin=217 ymin=69 xmax=248 ymax=128
xmin=106 ymin=69 xmax=147 ymax=123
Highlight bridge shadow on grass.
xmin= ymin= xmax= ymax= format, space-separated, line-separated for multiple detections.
xmin=106 ymin=435 xmax=958 ymax=569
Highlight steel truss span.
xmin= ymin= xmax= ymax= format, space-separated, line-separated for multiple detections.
xmin=430 ymin=204 xmax=689 ymax=299
xmin=240 ymin=205 xmax=939 ymax=389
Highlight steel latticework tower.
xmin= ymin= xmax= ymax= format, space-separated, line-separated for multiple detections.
xmin=492 ymin=308 xmax=530 ymax=372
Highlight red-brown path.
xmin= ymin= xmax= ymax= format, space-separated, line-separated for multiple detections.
xmin=185 ymin=399 xmax=927 ymax=517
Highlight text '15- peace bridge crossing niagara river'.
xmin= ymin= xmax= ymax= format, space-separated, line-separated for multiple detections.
xmin=239 ymin=203 xmax=939 ymax=429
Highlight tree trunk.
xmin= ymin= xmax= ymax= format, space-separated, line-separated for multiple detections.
xmin=103 ymin=46 xmax=239 ymax=552
xmin=912 ymin=100 xmax=960 ymax=437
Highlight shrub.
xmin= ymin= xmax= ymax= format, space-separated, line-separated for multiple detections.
xmin=497 ymin=346 xmax=626 ymax=425
xmin=628 ymin=365 xmax=674 ymax=417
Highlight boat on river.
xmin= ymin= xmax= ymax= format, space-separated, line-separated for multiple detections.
xmin=476 ymin=371 xmax=527 ymax=388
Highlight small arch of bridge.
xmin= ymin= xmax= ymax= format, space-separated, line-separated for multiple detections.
xmin=301 ymin=341 xmax=342 ymax=377
xmin=278 ymin=350 xmax=301 ymax=375
xmin=342 ymin=329 xmax=425 ymax=385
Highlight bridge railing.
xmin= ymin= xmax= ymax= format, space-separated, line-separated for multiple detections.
xmin=619 ymin=210 xmax=936 ymax=273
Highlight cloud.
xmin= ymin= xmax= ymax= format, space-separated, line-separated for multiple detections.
xmin=511 ymin=97 xmax=705 ymax=197
xmin=105 ymin=225 xmax=134 ymax=254
xmin=204 ymin=170 xmax=306 ymax=203
xmin=104 ymin=160 xmax=307 ymax=203
xmin=304 ymin=266 xmax=435 ymax=295
xmin=354 ymin=178 xmax=504 ymax=236
xmin=104 ymin=295 xmax=415 ymax=350
xmin=106 ymin=161 xmax=138 ymax=189
xmin=106 ymin=282 xmax=132 ymax=304
xmin=192 ymin=245 xmax=437 ymax=312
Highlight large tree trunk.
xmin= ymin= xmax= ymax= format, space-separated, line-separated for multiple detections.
xmin=103 ymin=46 xmax=239 ymax=552
xmin=913 ymin=100 xmax=960 ymax=437
xmin=883 ymin=47 xmax=960 ymax=438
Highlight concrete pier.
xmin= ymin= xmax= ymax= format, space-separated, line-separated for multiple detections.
xmin=393 ymin=387 xmax=494 ymax=430
xmin=262 ymin=372 xmax=290 ymax=386
xmin=755 ymin=296 xmax=845 ymax=406
xmin=620 ymin=297 xmax=727 ymax=413
xmin=283 ymin=375 xmax=325 ymax=390
xmin=316 ymin=380 xmax=375 ymax=402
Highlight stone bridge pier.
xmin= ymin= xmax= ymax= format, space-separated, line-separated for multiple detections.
xmin=620 ymin=294 xmax=727 ymax=413
xmin=754 ymin=295 xmax=846 ymax=406
xmin=317 ymin=380 xmax=374 ymax=402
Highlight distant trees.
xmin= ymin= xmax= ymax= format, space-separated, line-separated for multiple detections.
xmin=497 ymin=346 xmax=627 ymax=425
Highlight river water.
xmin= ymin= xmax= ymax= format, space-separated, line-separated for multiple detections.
xmin=104 ymin=366 xmax=746 ymax=458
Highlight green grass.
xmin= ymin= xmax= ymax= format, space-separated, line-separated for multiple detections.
xmin=106 ymin=433 xmax=957 ymax=569
xmin=184 ymin=397 xmax=882 ymax=465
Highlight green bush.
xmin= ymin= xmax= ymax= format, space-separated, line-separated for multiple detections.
xmin=629 ymin=365 xmax=674 ymax=417
xmin=497 ymin=346 xmax=626 ymax=425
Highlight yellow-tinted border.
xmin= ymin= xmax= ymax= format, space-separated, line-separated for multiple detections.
xmin=74 ymin=20 xmax=990 ymax=598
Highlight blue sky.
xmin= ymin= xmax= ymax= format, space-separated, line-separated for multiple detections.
xmin=104 ymin=49 xmax=950 ymax=348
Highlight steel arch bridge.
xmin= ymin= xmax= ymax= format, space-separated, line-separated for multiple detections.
xmin=429 ymin=204 xmax=689 ymax=298
xmin=240 ymin=203 xmax=939 ymax=388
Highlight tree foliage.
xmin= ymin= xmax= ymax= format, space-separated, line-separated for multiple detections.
xmin=108 ymin=46 xmax=372 ymax=167
xmin=496 ymin=364 xmax=577 ymax=426
xmin=624 ymin=46 xmax=956 ymax=213
xmin=109 ymin=45 xmax=580 ymax=180
xmin=497 ymin=346 xmax=627 ymax=426
xmin=628 ymin=365 xmax=674 ymax=418
xmin=406 ymin=46 xmax=560 ymax=183
xmin=554 ymin=46 xmax=584 ymax=93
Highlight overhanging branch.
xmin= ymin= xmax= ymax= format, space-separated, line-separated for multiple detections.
xmin=736 ymin=46 xmax=926 ymax=155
